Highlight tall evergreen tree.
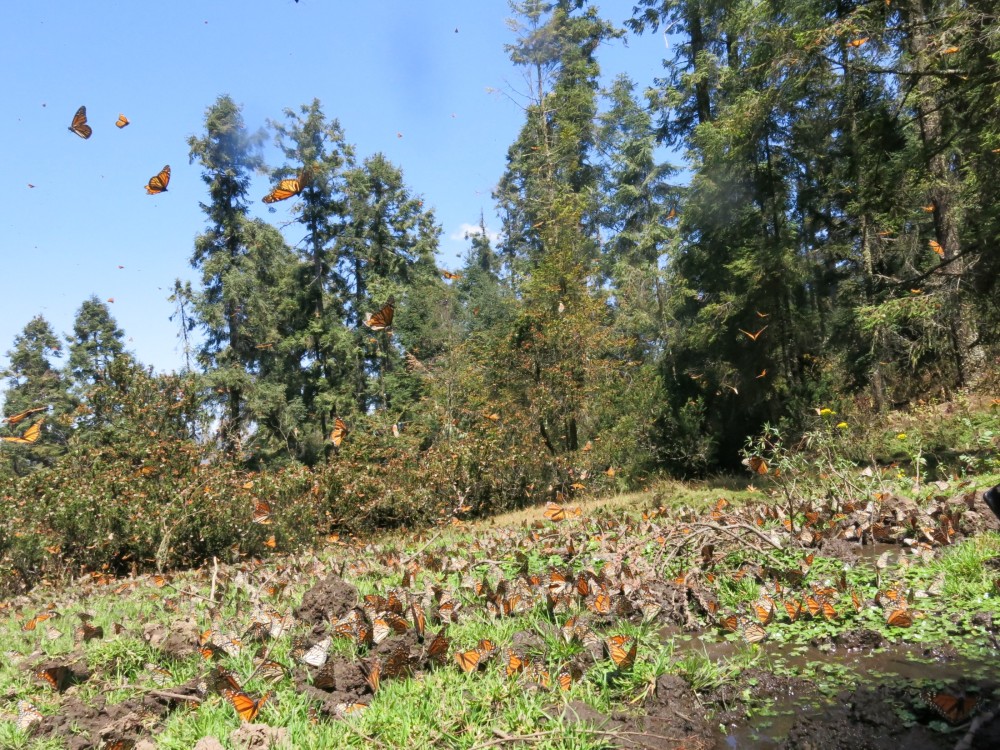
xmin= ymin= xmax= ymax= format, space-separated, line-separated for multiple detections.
xmin=270 ymin=99 xmax=357 ymax=456
xmin=65 ymin=296 xmax=127 ymax=430
xmin=186 ymin=95 xmax=268 ymax=453
xmin=338 ymin=153 xmax=440 ymax=413
xmin=1 ymin=316 xmax=72 ymax=468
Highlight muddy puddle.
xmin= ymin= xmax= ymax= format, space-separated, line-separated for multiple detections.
xmin=685 ymin=636 xmax=1000 ymax=749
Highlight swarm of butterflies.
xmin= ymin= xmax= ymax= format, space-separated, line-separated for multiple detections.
xmin=65 ymin=105 xmax=312 ymax=202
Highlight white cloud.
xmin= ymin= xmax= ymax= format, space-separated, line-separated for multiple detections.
xmin=450 ymin=222 xmax=502 ymax=245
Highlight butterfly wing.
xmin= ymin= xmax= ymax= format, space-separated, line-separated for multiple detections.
xmin=2 ymin=419 xmax=43 ymax=444
xmin=262 ymin=178 xmax=302 ymax=204
xmin=145 ymin=165 xmax=170 ymax=194
xmin=364 ymin=298 xmax=396 ymax=330
xmin=115 ymin=114 xmax=130 ymax=128
xmin=330 ymin=417 xmax=348 ymax=451
xmin=69 ymin=106 xmax=92 ymax=139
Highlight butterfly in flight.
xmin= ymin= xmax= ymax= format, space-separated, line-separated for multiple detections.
xmin=739 ymin=325 xmax=768 ymax=342
xmin=1 ymin=419 xmax=43 ymax=445
xmin=2 ymin=406 xmax=46 ymax=425
xmin=330 ymin=417 xmax=348 ymax=452
xmin=115 ymin=114 xmax=130 ymax=128
xmin=68 ymin=106 xmax=92 ymax=139
xmin=364 ymin=297 xmax=395 ymax=331
xmin=262 ymin=177 xmax=303 ymax=204
xmin=145 ymin=165 xmax=170 ymax=194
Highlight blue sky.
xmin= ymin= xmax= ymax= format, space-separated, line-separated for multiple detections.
xmin=0 ymin=1 xmax=668 ymax=401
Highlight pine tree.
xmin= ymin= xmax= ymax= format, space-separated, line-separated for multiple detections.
xmin=1 ymin=316 xmax=72 ymax=468
xmin=186 ymin=95 xmax=268 ymax=453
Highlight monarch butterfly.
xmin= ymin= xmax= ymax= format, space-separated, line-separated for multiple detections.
xmin=1 ymin=419 xmax=43 ymax=445
xmin=752 ymin=597 xmax=775 ymax=625
xmin=330 ymin=417 xmax=348 ymax=451
xmin=848 ymin=37 xmax=869 ymax=47
xmin=504 ymin=648 xmax=529 ymax=677
xmin=37 ymin=666 xmax=69 ymax=691
xmin=543 ymin=501 xmax=581 ymax=522
xmin=605 ymin=634 xmax=637 ymax=670
xmin=262 ymin=177 xmax=302 ymax=204
xmin=115 ymin=114 xmax=130 ymax=128
xmin=925 ymin=691 xmax=979 ymax=724
xmin=15 ymin=699 xmax=43 ymax=732
xmin=739 ymin=325 xmax=768 ymax=342
xmin=805 ymin=595 xmax=837 ymax=620
xmin=68 ymin=106 xmax=92 ymax=139
xmin=145 ymin=663 xmax=173 ymax=686
xmin=783 ymin=599 xmax=804 ymax=622
xmin=252 ymin=499 xmax=272 ymax=525
xmin=440 ymin=269 xmax=461 ymax=280
xmin=76 ymin=622 xmax=103 ymax=642
xmin=2 ymin=406 xmax=46 ymax=425
xmin=409 ymin=601 xmax=426 ymax=638
xmin=334 ymin=609 xmax=367 ymax=643
xmin=101 ymin=740 xmax=136 ymax=750
xmin=335 ymin=702 xmax=368 ymax=717
xmin=372 ymin=612 xmax=408 ymax=644
xmin=254 ymin=659 xmax=288 ymax=683
xmin=885 ymin=607 xmax=913 ymax=628
xmin=207 ymin=666 xmax=242 ymax=694
xmin=297 ymin=636 xmax=331 ymax=667
xmin=586 ymin=592 xmax=612 ymax=615
xmin=521 ymin=660 xmax=550 ymax=687
xmin=363 ymin=658 xmax=382 ymax=693
xmin=743 ymin=456 xmax=768 ymax=475
xmin=556 ymin=664 xmax=581 ymax=690
xmin=144 ymin=165 xmax=170 ymax=194
xmin=718 ymin=614 xmax=740 ymax=633
xmin=740 ymin=621 xmax=768 ymax=645
xmin=263 ymin=534 xmax=276 ymax=548
xmin=454 ymin=647 xmax=482 ymax=673
xmin=21 ymin=609 xmax=57 ymax=631
xmin=423 ymin=631 xmax=451 ymax=665
xmin=364 ymin=297 xmax=395 ymax=331
xmin=224 ymin=689 xmax=269 ymax=722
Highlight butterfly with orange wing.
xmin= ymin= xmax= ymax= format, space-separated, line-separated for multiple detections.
xmin=144 ymin=165 xmax=170 ymax=195
xmin=364 ymin=297 xmax=395 ymax=331
xmin=68 ymin=106 xmax=92 ymax=139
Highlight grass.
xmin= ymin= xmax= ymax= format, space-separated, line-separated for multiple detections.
xmin=2 ymin=465 xmax=1000 ymax=748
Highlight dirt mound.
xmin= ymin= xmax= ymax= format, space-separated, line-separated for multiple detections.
xmin=293 ymin=574 xmax=358 ymax=635
xmin=38 ymin=692 xmax=174 ymax=750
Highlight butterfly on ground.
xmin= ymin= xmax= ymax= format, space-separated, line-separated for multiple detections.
xmin=15 ymin=700 xmax=43 ymax=731
xmin=1 ymin=419 xmax=43 ymax=445
xmin=36 ymin=665 xmax=71 ymax=691
xmin=115 ymin=114 xmax=130 ymax=128
xmin=364 ymin=296 xmax=395 ymax=331
xmin=605 ymin=634 xmax=637 ymax=670
xmin=262 ymin=176 xmax=303 ymax=204
xmin=224 ymin=689 xmax=269 ymax=722
xmin=144 ymin=165 xmax=170 ymax=194
xmin=330 ymin=417 xmax=348 ymax=452
xmin=924 ymin=690 xmax=979 ymax=724
xmin=68 ymin=106 xmax=92 ymax=139
xmin=2 ymin=406 xmax=46 ymax=425
xmin=739 ymin=325 xmax=768 ymax=342
xmin=543 ymin=501 xmax=581 ymax=522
